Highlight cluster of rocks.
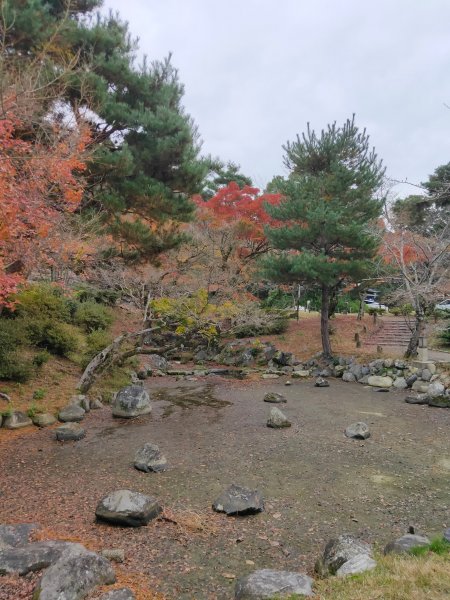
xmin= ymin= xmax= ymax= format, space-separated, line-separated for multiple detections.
xmin=0 ymin=523 xmax=134 ymax=600
xmin=0 ymin=392 xmax=104 ymax=435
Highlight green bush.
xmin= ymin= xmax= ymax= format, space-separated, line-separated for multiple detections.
xmin=0 ymin=320 xmax=33 ymax=382
xmin=32 ymin=350 xmax=51 ymax=367
xmin=440 ymin=326 xmax=450 ymax=347
xmin=390 ymin=303 xmax=414 ymax=316
xmin=27 ymin=319 xmax=82 ymax=356
xmin=15 ymin=283 xmax=71 ymax=322
xmin=74 ymin=284 xmax=119 ymax=306
xmin=234 ymin=317 xmax=289 ymax=338
xmin=80 ymin=329 xmax=113 ymax=368
xmin=74 ymin=301 xmax=113 ymax=333
xmin=32 ymin=388 xmax=46 ymax=400
xmin=367 ymin=307 xmax=385 ymax=316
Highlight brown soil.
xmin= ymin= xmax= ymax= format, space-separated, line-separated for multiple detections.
xmin=0 ymin=376 xmax=449 ymax=599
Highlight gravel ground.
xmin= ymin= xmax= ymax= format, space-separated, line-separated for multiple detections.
xmin=0 ymin=376 xmax=449 ymax=599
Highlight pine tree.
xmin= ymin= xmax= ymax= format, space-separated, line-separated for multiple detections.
xmin=262 ymin=117 xmax=385 ymax=357
xmin=3 ymin=1 xmax=208 ymax=261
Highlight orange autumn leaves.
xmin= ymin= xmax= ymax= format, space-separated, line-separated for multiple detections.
xmin=0 ymin=108 xmax=90 ymax=307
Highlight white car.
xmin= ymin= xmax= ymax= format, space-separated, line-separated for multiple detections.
xmin=435 ymin=299 xmax=450 ymax=312
xmin=364 ymin=299 xmax=388 ymax=312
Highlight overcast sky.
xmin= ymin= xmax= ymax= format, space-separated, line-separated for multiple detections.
xmin=103 ymin=0 xmax=450 ymax=197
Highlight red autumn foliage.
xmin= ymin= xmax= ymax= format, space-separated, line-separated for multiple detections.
xmin=193 ymin=182 xmax=282 ymax=259
xmin=0 ymin=106 xmax=89 ymax=307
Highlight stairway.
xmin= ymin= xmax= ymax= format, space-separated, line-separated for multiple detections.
xmin=364 ymin=317 xmax=414 ymax=347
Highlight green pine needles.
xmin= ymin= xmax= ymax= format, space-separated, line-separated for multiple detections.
xmin=262 ymin=116 xmax=385 ymax=357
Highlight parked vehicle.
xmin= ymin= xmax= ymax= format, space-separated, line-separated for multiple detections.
xmin=435 ymin=299 xmax=450 ymax=312
xmin=364 ymin=298 xmax=388 ymax=312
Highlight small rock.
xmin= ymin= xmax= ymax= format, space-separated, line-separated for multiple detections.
xmin=235 ymin=569 xmax=313 ymax=599
xmin=427 ymin=381 xmax=445 ymax=398
xmin=95 ymin=490 xmax=161 ymax=527
xmin=32 ymin=413 xmax=57 ymax=427
xmin=336 ymin=554 xmax=377 ymax=576
xmin=212 ymin=484 xmax=264 ymax=516
xmin=100 ymin=548 xmax=125 ymax=563
xmin=342 ymin=372 xmax=356 ymax=383
xmin=367 ymin=375 xmax=393 ymax=388
xmin=318 ymin=534 xmax=374 ymax=576
xmin=55 ymin=423 xmax=85 ymax=441
xmin=58 ymin=404 xmax=85 ymax=423
xmin=315 ymin=377 xmax=330 ymax=388
xmin=393 ymin=377 xmax=407 ymax=389
xmin=80 ymin=396 xmax=90 ymax=412
xmin=292 ymin=370 xmax=310 ymax=378
xmin=412 ymin=381 xmax=430 ymax=393
xmin=406 ymin=374 xmax=418 ymax=387
xmin=384 ymin=533 xmax=430 ymax=555
xmin=263 ymin=392 xmax=286 ymax=403
xmin=111 ymin=386 xmax=152 ymax=418
xmin=345 ymin=422 xmax=370 ymax=439
xmin=405 ymin=395 xmax=428 ymax=405
xmin=267 ymin=407 xmax=291 ymax=428
xmin=262 ymin=373 xmax=280 ymax=379
xmin=421 ymin=368 xmax=432 ymax=381
xmin=2 ymin=411 xmax=33 ymax=429
xmin=34 ymin=546 xmax=116 ymax=600
xmin=98 ymin=590 xmax=136 ymax=600
xmin=134 ymin=443 xmax=168 ymax=472
xmin=91 ymin=398 xmax=104 ymax=409
xmin=428 ymin=395 xmax=450 ymax=408
xmin=284 ymin=380 xmax=292 ymax=386
xmin=443 ymin=528 xmax=450 ymax=543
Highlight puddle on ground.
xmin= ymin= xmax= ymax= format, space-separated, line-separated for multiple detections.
xmin=152 ymin=384 xmax=232 ymax=417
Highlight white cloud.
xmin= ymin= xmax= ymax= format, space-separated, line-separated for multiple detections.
xmin=102 ymin=0 xmax=450 ymax=195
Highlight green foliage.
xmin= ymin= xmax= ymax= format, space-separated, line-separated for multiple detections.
xmin=410 ymin=537 xmax=450 ymax=557
xmin=439 ymin=325 xmax=450 ymax=347
xmin=32 ymin=388 xmax=46 ymax=400
xmin=390 ymin=304 xmax=414 ymax=316
xmin=201 ymin=159 xmax=252 ymax=200
xmin=14 ymin=284 xmax=71 ymax=322
xmin=262 ymin=117 xmax=385 ymax=355
xmin=261 ymin=288 xmax=292 ymax=309
xmin=74 ymin=301 xmax=113 ymax=333
xmin=233 ymin=314 xmax=289 ymax=338
xmin=80 ymin=330 xmax=114 ymax=369
xmin=32 ymin=350 xmax=51 ymax=367
xmin=27 ymin=319 xmax=82 ymax=356
xmin=73 ymin=284 xmax=119 ymax=306
xmin=0 ymin=320 xmax=33 ymax=382
xmin=367 ymin=307 xmax=385 ymax=316
xmin=27 ymin=401 xmax=40 ymax=418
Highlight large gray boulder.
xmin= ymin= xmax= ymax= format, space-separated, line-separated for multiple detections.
xmin=95 ymin=490 xmax=161 ymax=527
xmin=267 ymin=407 xmax=291 ymax=428
xmin=427 ymin=382 xmax=445 ymax=398
xmin=32 ymin=413 xmax=57 ymax=427
xmin=99 ymin=590 xmax=136 ymax=600
xmin=235 ymin=569 xmax=313 ymax=599
xmin=393 ymin=377 xmax=408 ymax=389
xmin=34 ymin=547 xmax=116 ymax=600
xmin=342 ymin=372 xmax=356 ymax=383
xmin=428 ymin=395 xmax=450 ymax=408
xmin=134 ymin=443 xmax=168 ymax=473
xmin=2 ymin=411 xmax=32 ymax=429
xmin=444 ymin=528 xmax=450 ymax=543
xmin=335 ymin=554 xmax=376 ymax=576
xmin=0 ymin=523 xmax=37 ymax=550
xmin=384 ymin=533 xmax=430 ymax=555
xmin=317 ymin=534 xmax=374 ymax=576
xmin=367 ymin=376 xmax=393 ymax=388
xmin=212 ymin=484 xmax=264 ymax=516
xmin=344 ymin=422 xmax=370 ymax=440
xmin=55 ymin=423 xmax=85 ymax=441
xmin=58 ymin=404 xmax=85 ymax=423
xmin=0 ymin=541 xmax=84 ymax=575
xmin=263 ymin=392 xmax=286 ymax=403
xmin=111 ymin=386 xmax=152 ymax=418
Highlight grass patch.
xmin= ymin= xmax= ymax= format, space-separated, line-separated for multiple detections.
xmin=90 ymin=365 xmax=133 ymax=403
xmin=410 ymin=537 xmax=450 ymax=557
xmin=313 ymin=552 xmax=450 ymax=599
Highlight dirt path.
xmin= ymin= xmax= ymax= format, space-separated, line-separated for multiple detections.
xmin=1 ymin=377 xmax=449 ymax=599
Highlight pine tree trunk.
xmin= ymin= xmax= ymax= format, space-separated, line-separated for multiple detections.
xmin=404 ymin=310 xmax=425 ymax=359
xmin=321 ymin=285 xmax=332 ymax=358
